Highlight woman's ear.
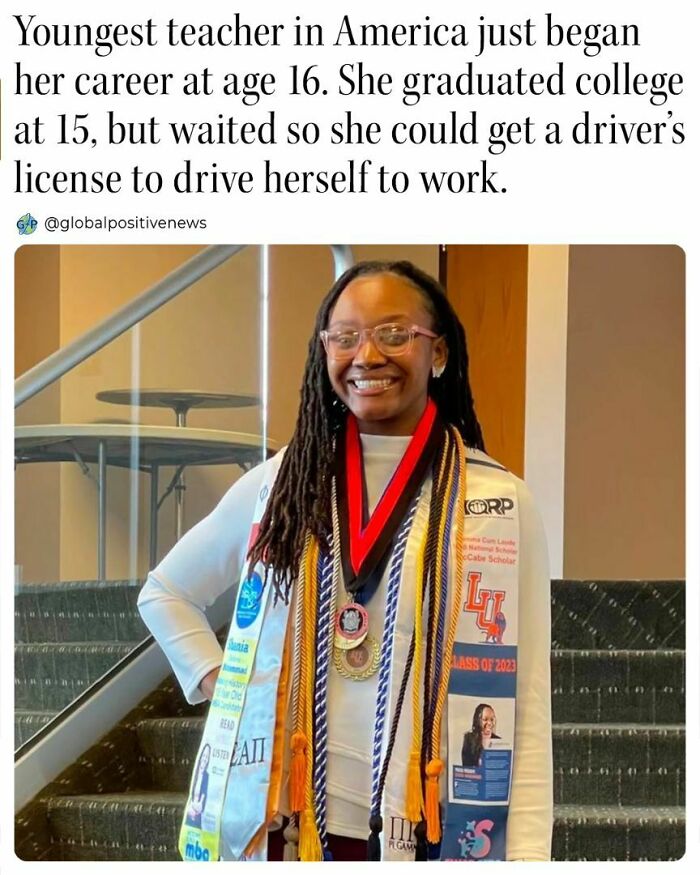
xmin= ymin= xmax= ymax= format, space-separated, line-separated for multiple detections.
xmin=431 ymin=337 xmax=448 ymax=378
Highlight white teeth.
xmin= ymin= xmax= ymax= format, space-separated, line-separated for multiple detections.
xmin=353 ymin=379 xmax=393 ymax=390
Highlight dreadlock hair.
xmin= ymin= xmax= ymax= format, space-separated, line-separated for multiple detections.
xmin=247 ymin=260 xmax=485 ymax=601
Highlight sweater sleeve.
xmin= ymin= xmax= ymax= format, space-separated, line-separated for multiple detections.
xmin=505 ymin=478 xmax=554 ymax=861
xmin=137 ymin=459 xmax=268 ymax=704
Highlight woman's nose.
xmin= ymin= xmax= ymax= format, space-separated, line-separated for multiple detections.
xmin=353 ymin=331 xmax=386 ymax=365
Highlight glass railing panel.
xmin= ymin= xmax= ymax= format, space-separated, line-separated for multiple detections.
xmin=14 ymin=244 xmax=265 ymax=750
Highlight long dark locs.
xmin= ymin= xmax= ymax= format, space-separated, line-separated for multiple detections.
xmin=247 ymin=260 xmax=485 ymax=601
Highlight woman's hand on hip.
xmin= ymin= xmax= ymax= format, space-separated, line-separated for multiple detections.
xmin=199 ymin=666 xmax=221 ymax=700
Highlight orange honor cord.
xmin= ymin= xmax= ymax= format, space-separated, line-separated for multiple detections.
xmin=267 ymin=618 xmax=293 ymax=818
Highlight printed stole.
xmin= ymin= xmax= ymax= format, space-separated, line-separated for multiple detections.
xmin=178 ymin=450 xmax=290 ymax=862
xmin=381 ymin=449 xmax=519 ymax=862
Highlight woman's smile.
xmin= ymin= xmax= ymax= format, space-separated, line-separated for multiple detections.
xmin=346 ymin=374 xmax=400 ymax=395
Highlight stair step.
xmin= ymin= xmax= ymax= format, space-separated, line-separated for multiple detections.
xmin=551 ymin=804 xmax=685 ymax=861
xmin=551 ymin=649 xmax=684 ymax=723
xmin=46 ymin=793 xmax=684 ymax=861
xmin=135 ymin=717 xmax=204 ymax=791
xmin=15 ymin=580 xmax=146 ymax=643
xmin=551 ymin=580 xmax=684 ymax=650
xmin=552 ymin=724 xmax=684 ymax=805
xmin=15 ymin=710 xmax=56 ymax=747
xmin=15 ymin=642 xmax=140 ymax=711
xmin=135 ymin=717 xmax=685 ymax=804
xmin=48 ymin=791 xmax=185 ymax=861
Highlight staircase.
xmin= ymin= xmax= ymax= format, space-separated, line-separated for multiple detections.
xmin=14 ymin=580 xmax=145 ymax=747
xmin=15 ymin=579 xmax=685 ymax=861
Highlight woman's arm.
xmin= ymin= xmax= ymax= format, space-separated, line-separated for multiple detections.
xmin=505 ymin=478 xmax=554 ymax=861
xmin=137 ymin=460 xmax=268 ymax=703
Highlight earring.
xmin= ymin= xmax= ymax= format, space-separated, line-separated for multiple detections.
xmin=432 ymin=364 xmax=445 ymax=379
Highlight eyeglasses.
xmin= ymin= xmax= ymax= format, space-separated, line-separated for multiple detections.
xmin=320 ymin=322 xmax=439 ymax=360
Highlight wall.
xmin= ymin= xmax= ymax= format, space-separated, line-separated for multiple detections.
xmin=444 ymin=245 xmax=528 ymax=477
xmin=563 ymin=245 xmax=685 ymax=579
xmin=15 ymin=247 xmax=62 ymax=582
xmin=524 ymin=246 xmax=569 ymax=577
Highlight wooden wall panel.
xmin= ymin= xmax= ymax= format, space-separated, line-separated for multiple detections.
xmin=444 ymin=245 xmax=528 ymax=477
xmin=563 ymin=245 xmax=684 ymax=578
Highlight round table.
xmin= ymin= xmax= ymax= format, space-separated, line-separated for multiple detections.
xmin=96 ymin=390 xmax=261 ymax=539
xmin=16 ymin=424 xmax=277 ymax=579
xmin=95 ymin=389 xmax=260 ymax=426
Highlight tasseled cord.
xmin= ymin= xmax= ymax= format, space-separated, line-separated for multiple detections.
xmin=405 ymin=750 xmax=424 ymax=823
xmin=289 ymin=731 xmax=307 ymax=813
xmin=414 ymin=819 xmax=428 ymax=861
xmin=424 ymin=758 xmax=444 ymax=843
xmin=299 ymin=808 xmax=323 ymax=861
xmin=367 ymin=814 xmax=383 ymax=861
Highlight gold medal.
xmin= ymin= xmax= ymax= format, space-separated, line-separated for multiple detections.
xmin=334 ymin=602 xmax=369 ymax=651
xmin=334 ymin=634 xmax=380 ymax=681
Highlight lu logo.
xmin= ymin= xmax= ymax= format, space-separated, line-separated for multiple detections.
xmin=462 ymin=571 xmax=507 ymax=644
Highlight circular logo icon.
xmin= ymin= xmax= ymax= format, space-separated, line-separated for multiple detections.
xmin=467 ymin=499 xmax=488 ymax=515
xmin=236 ymin=572 xmax=264 ymax=629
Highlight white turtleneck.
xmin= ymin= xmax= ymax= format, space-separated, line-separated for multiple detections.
xmin=138 ymin=436 xmax=552 ymax=860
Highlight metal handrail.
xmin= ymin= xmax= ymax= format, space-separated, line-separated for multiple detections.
xmin=15 ymin=244 xmax=353 ymax=407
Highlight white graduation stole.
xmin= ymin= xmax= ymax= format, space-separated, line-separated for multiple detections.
xmin=381 ymin=450 xmax=520 ymax=862
xmin=178 ymin=451 xmax=290 ymax=862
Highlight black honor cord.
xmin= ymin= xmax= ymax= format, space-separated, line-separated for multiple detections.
xmin=365 ymin=631 xmax=416 ymax=860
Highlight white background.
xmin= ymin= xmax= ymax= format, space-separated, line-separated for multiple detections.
xmin=1 ymin=0 xmax=697 ymax=872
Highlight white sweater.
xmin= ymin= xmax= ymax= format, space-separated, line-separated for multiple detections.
xmin=138 ymin=434 xmax=553 ymax=860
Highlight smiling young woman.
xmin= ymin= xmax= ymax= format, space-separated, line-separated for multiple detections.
xmin=138 ymin=260 xmax=552 ymax=863
xmin=320 ymin=272 xmax=447 ymax=436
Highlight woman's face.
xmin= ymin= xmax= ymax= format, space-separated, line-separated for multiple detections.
xmin=326 ymin=273 xmax=447 ymax=435
xmin=480 ymin=707 xmax=496 ymax=738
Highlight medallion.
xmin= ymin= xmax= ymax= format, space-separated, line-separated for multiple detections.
xmin=334 ymin=634 xmax=380 ymax=681
xmin=334 ymin=601 xmax=369 ymax=650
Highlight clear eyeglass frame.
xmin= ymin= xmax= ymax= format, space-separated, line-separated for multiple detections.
xmin=319 ymin=322 xmax=439 ymax=360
